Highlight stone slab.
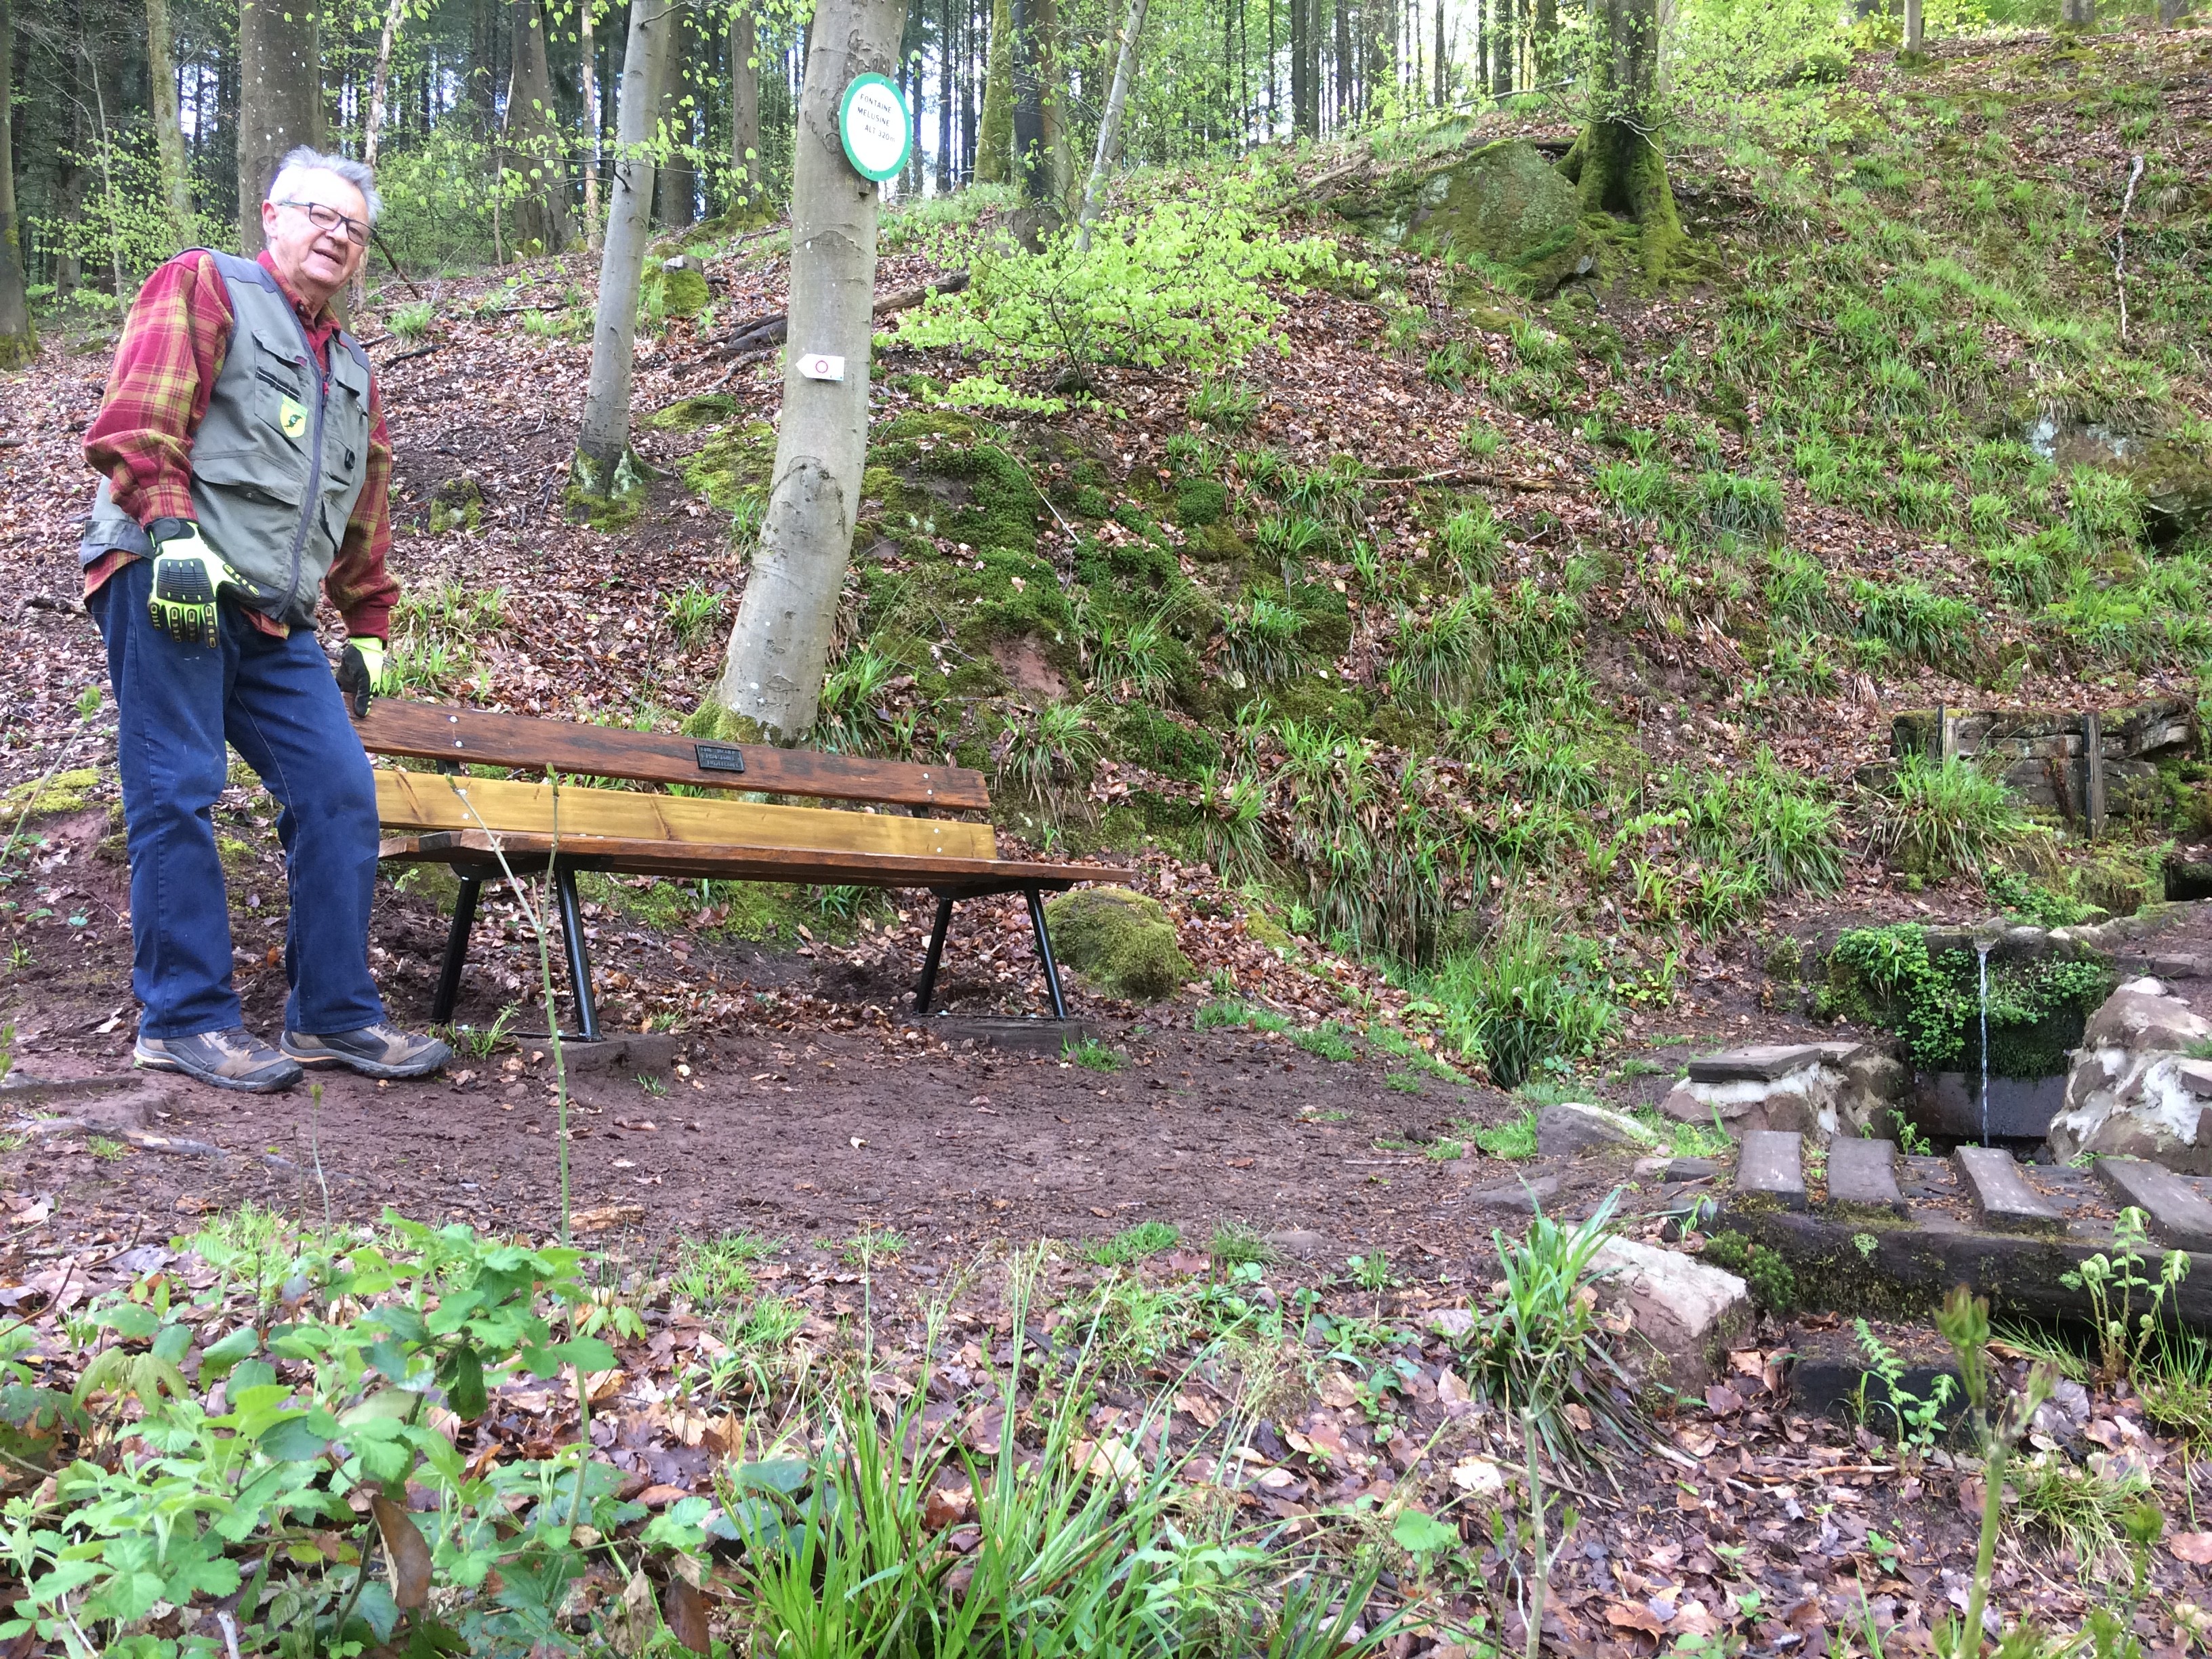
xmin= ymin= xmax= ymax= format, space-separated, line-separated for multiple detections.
xmin=1954 ymin=1146 xmax=2066 ymax=1237
xmin=1689 ymin=1044 xmax=1828 ymax=1084
xmin=903 ymin=1017 xmax=1097 ymax=1054
xmin=1735 ymin=1130 xmax=1807 ymax=1212
xmin=2175 ymin=1059 xmax=2212 ymax=1100
xmin=1825 ymin=1137 xmax=1906 ymax=1219
xmin=1666 ymin=1157 xmax=1720 ymax=1183
xmin=1465 ymin=1174 xmax=1561 ymax=1212
xmin=2095 ymin=1158 xmax=2212 ymax=1252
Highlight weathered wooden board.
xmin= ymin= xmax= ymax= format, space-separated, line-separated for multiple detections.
xmin=378 ymin=831 xmax=1125 ymax=894
xmin=375 ymin=771 xmax=998 ymax=861
xmin=355 ymin=698 xmax=991 ymax=811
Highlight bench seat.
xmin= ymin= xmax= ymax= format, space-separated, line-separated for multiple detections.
xmin=356 ymin=699 xmax=1126 ymax=1038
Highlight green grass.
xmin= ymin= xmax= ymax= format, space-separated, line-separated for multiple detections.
xmin=1194 ymin=997 xmax=1290 ymax=1034
xmin=1208 ymin=1223 xmax=1274 ymax=1269
xmin=1469 ymin=1107 xmax=1539 ymax=1162
xmin=2011 ymin=1451 xmax=2154 ymax=1574
xmin=1385 ymin=1072 xmax=1424 ymax=1094
xmin=839 ymin=1227 xmax=908 ymax=1267
xmin=1084 ymin=1221 xmax=1181 ymax=1266
xmin=671 ymin=1232 xmax=781 ymax=1309
xmin=1870 ymin=754 xmax=2047 ymax=879
xmin=1065 ymin=1036 xmax=1124 ymax=1073
xmin=1290 ymin=1022 xmax=1357 ymax=1061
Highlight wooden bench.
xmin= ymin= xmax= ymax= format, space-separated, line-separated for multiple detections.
xmin=352 ymin=698 xmax=1126 ymax=1040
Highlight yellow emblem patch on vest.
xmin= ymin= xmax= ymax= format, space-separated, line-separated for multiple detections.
xmin=279 ymin=396 xmax=308 ymax=440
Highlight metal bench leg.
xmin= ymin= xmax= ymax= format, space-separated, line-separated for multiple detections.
xmin=432 ymin=874 xmax=481 ymax=1023
xmin=552 ymin=863 xmax=602 ymax=1043
xmin=914 ymin=895 xmax=955 ymax=1014
xmin=1025 ymin=886 xmax=1069 ymax=1021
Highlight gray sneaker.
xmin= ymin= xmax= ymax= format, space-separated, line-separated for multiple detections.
xmin=282 ymin=1021 xmax=453 ymax=1080
xmin=135 ymin=1027 xmax=304 ymax=1093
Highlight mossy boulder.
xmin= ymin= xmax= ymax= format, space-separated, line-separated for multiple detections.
xmin=1044 ymin=888 xmax=1194 ymax=1002
xmin=647 ymin=394 xmax=742 ymax=433
xmin=642 ymin=257 xmax=712 ymax=321
xmin=682 ymin=419 xmax=776 ymax=512
xmin=1330 ymin=140 xmax=1592 ymax=296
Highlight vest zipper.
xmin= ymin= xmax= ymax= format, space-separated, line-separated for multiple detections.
xmin=277 ymin=319 xmax=331 ymax=622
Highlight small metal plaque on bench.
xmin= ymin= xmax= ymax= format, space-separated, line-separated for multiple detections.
xmin=693 ymin=742 xmax=747 ymax=775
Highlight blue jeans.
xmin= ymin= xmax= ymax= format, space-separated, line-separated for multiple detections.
xmin=90 ymin=558 xmax=386 ymax=1040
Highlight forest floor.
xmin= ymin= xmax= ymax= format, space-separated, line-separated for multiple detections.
xmin=6 ymin=22 xmax=2212 ymax=1658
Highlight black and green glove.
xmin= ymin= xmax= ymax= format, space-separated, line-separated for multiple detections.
xmin=145 ymin=519 xmax=245 ymax=647
xmin=336 ymin=636 xmax=387 ymax=718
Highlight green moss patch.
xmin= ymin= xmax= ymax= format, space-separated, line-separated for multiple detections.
xmin=647 ymin=394 xmax=743 ymax=433
xmin=682 ymin=420 xmax=776 ymax=512
xmin=1044 ymin=889 xmax=1195 ymax=1001
xmin=2 ymin=769 xmax=100 ymax=820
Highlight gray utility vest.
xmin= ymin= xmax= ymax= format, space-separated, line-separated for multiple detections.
xmin=81 ymin=249 xmax=374 ymax=630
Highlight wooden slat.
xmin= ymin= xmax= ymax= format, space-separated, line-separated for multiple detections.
xmin=354 ymin=698 xmax=993 ymax=811
xmin=379 ymin=830 xmax=1128 ymax=893
xmin=375 ymin=771 xmax=998 ymax=861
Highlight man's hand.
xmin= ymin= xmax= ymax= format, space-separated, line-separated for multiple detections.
xmin=336 ymin=636 xmax=386 ymax=718
xmin=146 ymin=520 xmax=239 ymax=647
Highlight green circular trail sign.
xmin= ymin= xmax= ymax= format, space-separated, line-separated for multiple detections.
xmin=839 ymin=75 xmax=912 ymax=184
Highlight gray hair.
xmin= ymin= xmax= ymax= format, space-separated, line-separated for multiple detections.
xmin=266 ymin=147 xmax=382 ymax=225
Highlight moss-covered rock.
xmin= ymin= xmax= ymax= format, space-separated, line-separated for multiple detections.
xmin=1 ymin=768 xmax=99 ymax=819
xmin=647 ymin=394 xmax=743 ymax=433
xmin=682 ymin=420 xmax=776 ymax=512
xmin=1044 ymin=888 xmax=1195 ymax=1001
xmin=1330 ymin=140 xmax=1592 ymax=296
xmin=1175 ymin=478 xmax=1229 ymax=527
xmin=642 ymin=258 xmax=712 ymax=321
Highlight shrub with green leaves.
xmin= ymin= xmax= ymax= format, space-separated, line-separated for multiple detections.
xmin=1822 ymin=921 xmax=2112 ymax=1075
xmin=895 ymin=184 xmax=1364 ymax=392
xmin=1868 ymin=753 xmax=2043 ymax=878
xmin=1409 ymin=926 xmax=1618 ymax=1088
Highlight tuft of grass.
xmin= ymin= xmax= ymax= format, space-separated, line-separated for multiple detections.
xmin=1209 ymin=1222 xmax=1275 ymax=1269
xmin=1065 ymin=1036 xmax=1123 ymax=1072
xmin=1290 ymin=1021 xmax=1356 ymax=1062
xmin=1188 ymin=379 xmax=1262 ymax=431
xmin=1194 ymin=997 xmax=1290 ymax=1034
xmin=665 ymin=581 xmax=726 ymax=647
xmin=1409 ymin=926 xmax=1618 ymax=1090
xmin=839 ymin=1226 xmax=908 ymax=1267
xmin=2011 ymin=1451 xmax=2154 ymax=1574
xmin=1219 ymin=596 xmax=1309 ymax=684
xmin=1085 ymin=1221 xmax=1181 ymax=1266
xmin=1870 ymin=754 xmax=2047 ymax=879
xmin=1470 ymin=1107 xmax=1539 ymax=1161
xmin=389 ymin=300 xmax=436 ymax=342
xmin=672 ymin=1231 xmax=780 ymax=1308
xmin=999 ymin=699 xmax=1102 ymax=803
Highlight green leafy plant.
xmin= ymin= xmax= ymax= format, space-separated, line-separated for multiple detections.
xmin=1699 ymin=1230 xmax=1796 ymax=1311
xmin=1851 ymin=1319 xmax=1958 ymax=1460
xmin=1086 ymin=1221 xmax=1180 ymax=1265
xmin=1065 ymin=1035 xmax=1124 ymax=1072
xmin=2061 ymin=1208 xmax=2191 ymax=1389
xmin=1868 ymin=754 xmax=2046 ymax=879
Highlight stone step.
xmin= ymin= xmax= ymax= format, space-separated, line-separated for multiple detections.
xmin=1953 ymin=1146 xmax=2066 ymax=1237
xmin=1736 ymin=1130 xmax=1807 ymax=1212
xmin=1825 ymin=1137 xmax=1906 ymax=1220
xmin=2095 ymin=1158 xmax=2212 ymax=1252
xmin=1690 ymin=1044 xmax=1828 ymax=1083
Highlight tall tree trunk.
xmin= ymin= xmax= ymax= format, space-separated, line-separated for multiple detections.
xmin=935 ymin=0 xmax=952 ymax=186
xmin=710 ymin=0 xmax=905 ymax=740
xmin=655 ymin=4 xmax=696 ymax=225
xmin=581 ymin=0 xmax=601 ymax=251
xmin=1432 ymin=0 xmax=1444 ymax=102
xmin=1033 ymin=0 xmax=1071 ymax=203
xmin=237 ymin=0 xmax=322 ymax=255
xmin=1558 ymin=0 xmax=1680 ymax=275
xmin=1532 ymin=0 xmax=1557 ymax=79
xmin=1332 ymin=0 xmax=1350 ymax=128
xmin=352 ymin=0 xmax=406 ymax=310
xmin=506 ymin=0 xmax=567 ymax=251
xmin=575 ymin=0 xmax=674 ymax=484
xmin=1008 ymin=0 xmax=1054 ymax=238
xmin=468 ymin=0 xmax=499 ymax=129
xmin=1366 ymin=0 xmax=1393 ymax=117
xmin=146 ymin=0 xmax=194 ymax=244
xmin=2060 ymin=0 xmax=2092 ymax=23
xmin=1902 ymin=0 xmax=1922 ymax=50
xmin=976 ymin=0 xmax=1012 ymax=181
xmin=1289 ymin=0 xmax=1309 ymax=135
xmin=1076 ymin=0 xmax=1143 ymax=248
xmin=730 ymin=2 xmax=760 ymax=209
xmin=0 ymin=0 xmax=31 ymax=369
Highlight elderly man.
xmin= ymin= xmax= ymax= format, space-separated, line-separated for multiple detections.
xmin=79 ymin=147 xmax=449 ymax=1093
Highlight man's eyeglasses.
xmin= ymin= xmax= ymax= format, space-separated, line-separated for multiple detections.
xmin=274 ymin=199 xmax=371 ymax=246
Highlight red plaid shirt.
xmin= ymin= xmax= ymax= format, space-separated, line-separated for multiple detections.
xmin=82 ymin=249 xmax=397 ymax=642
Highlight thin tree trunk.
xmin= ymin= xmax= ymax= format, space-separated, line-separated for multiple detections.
xmin=1008 ymin=0 xmax=1054 ymax=238
xmin=656 ymin=1 xmax=696 ymax=225
xmin=351 ymin=0 xmax=407 ymax=310
xmin=730 ymin=2 xmax=760 ymax=209
xmin=1076 ymin=0 xmax=1144 ymax=248
xmin=575 ymin=0 xmax=674 ymax=481
xmin=710 ymin=0 xmax=906 ymax=740
xmin=1290 ymin=0 xmax=1309 ymax=135
xmin=146 ymin=0 xmax=194 ymax=245
xmin=1903 ymin=0 xmax=1922 ymax=50
xmin=2061 ymin=0 xmax=2091 ymax=24
xmin=1366 ymin=0 xmax=1391 ymax=117
xmin=1533 ymin=0 xmax=1556 ymax=79
xmin=237 ymin=0 xmax=323 ymax=255
xmin=0 ymin=0 xmax=31 ymax=369
xmin=1433 ymin=0 xmax=1444 ymax=102
xmin=1034 ymin=0 xmax=1071 ymax=203
xmin=935 ymin=0 xmax=952 ymax=186
xmin=505 ymin=0 xmax=567 ymax=251
xmin=581 ymin=0 xmax=601 ymax=251
xmin=1333 ymin=0 xmax=1350 ymax=129
xmin=468 ymin=0 xmax=499 ymax=129
xmin=977 ymin=0 xmax=1012 ymax=181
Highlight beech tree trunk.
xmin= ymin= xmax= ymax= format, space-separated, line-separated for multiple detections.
xmin=1008 ymin=0 xmax=1056 ymax=239
xmin=709 ymin=0 xmax=907 ymax=741
xmin=1902 ymin=0 xmax=1922 ymax=50
xmin=0 ymin=0 xmax=31 ymax=370
xmin=977 ymin=0 xmax=1013 ymax=182
xmin=506 ymin=0 xmax=568 ymax=252
xmin=655 ymin=2 xmax=696 ymax=226
xmin=1558 ymin=0 xmax=1681 ymax=275
xmin=237 ymin=0 xmax=324 ymax=255
xmin=1076 ymin=0 xmax=1146 ymax=249
xmin=729 ymin=3 xmax=760 ymax=211
xmin=2060 ymin=0 xmax=2092 ymax=24
xmin=146 ymin=0 xmax=194 ymax=244
xmin=575 ymin=0 xmax=675 ymax=483
xmin=1034 ymin=0 xmax=1072 ymax=203
xmin=352 ymin=0 xmax=405 ymax=310
xmin=580 ymin=0 xmax=600 ymax=251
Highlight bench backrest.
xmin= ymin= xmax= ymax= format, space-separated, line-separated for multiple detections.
xmin=375 ymin=771 xmax=999 ymax=861
xmin=354 ymin=699 xmax=991 ymax=813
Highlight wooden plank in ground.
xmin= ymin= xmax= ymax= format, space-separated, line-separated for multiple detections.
xmin=2095 ymin=1158 xmax=2212 ymax=1252
xmin=355 ymin=698 xmax=992 ymax=811
xmin=1953 ymin=1146 xmax=2065 ymax=1237
xmin=375 ymin=771 xmax=998 ymax=861
xmin=1826 ymin=1137 xmax=1906 ymax=1220
xmin=1735 ymin=1130 xmax=1807 ymax=1212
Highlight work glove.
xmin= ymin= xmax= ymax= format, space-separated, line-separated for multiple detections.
xmin=336 ymin=636 xmax=386 ymax=718
xmin=146 ymin=519 xmax=244 ymax=648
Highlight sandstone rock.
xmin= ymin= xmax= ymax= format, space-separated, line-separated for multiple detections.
xmin=1535 ymin=1102 xmax=1658 ymax=1158
xmin=1665 ymin=1042 xmax=1900 ymax=1143
xmin=1465 ymin=1172 xmax=1561 ymax=1211
xmin=1264 ymin=1229 xmax=1326 ymax=1259
xmin=1327 ymin=139 xmax=1591 ymax=295
xmin=1591 ymin=1237 xmax=1751 ymax=1394
xmin=2049 ymin=980 xmax=2212 ymax=1173
xmin=1429 ymin=1308 xmax=1479 ymax=1340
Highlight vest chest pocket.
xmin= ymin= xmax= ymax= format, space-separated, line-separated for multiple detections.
xmin=249 ymin=339 xmax=312 ymax=448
